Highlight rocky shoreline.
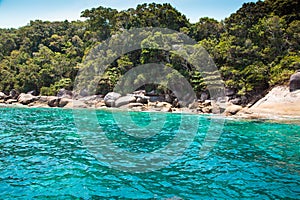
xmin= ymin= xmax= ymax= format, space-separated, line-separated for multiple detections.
xmin=0 ymin=89 xmax=216 ymax=114
xmin=1 ymin=86 xmax=300 ymax=122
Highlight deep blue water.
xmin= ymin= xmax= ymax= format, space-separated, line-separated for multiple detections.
xmin=0 ymin=107 xmax=299 ymax=199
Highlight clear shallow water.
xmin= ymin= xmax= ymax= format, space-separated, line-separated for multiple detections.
xmin=0 ymin=107 xmax=299 ymax=199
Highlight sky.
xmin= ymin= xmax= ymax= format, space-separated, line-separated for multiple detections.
xmin=0 ymin=0 xmax=258 ymax=28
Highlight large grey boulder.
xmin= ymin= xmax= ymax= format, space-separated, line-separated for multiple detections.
xmin=115 ymin=96 xmax=136 ymax=107
xmin=290 ymin=71 xmax=300 ymax=92
xmin=104 ymin=92 xmax=121 ymax=107
xmin=18 ymin=93 xmax=39 ymax=105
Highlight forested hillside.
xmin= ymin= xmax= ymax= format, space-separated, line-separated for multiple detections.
xmin=0 ymin=0 xmax=299 ymax=101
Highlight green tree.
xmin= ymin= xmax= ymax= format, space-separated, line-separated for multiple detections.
xmin=190 ymin=17 xmax=224 ymax=41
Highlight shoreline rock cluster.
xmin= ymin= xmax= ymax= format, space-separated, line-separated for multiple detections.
xmin=1 ymin=69 xmax=300 ymax=120
xmin=0 ymin=89 xmax=225 ymax=114
xmin=1 ymin=86 xmax=299 ymax=120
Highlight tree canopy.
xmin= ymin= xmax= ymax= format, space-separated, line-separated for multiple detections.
xmin=0 ymin=1 xmax=299 ymax=101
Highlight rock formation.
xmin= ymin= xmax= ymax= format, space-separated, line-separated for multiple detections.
xmin=290 ymin=70 xmax=300 ymax=92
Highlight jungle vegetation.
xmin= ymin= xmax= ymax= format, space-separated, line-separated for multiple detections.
xmin=0 ymin=0 xmax=299 ymax=99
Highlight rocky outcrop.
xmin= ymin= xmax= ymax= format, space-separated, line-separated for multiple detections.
xmin=290 ymin=71 xmax=300 ymax=92
xmin=238 ymin=86 xmax=300 ymax=118
xmin=18 ymin=93 xmax=39 ymax=105
xmin=0 ymin=87 xmax=227 ymax=115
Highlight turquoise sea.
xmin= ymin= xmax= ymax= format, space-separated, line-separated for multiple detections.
xmin=0 ymin=107 xmax=299 ymax=199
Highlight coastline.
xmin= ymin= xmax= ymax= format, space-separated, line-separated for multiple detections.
xmin=1 ymin=104 xmax=300 ymax=126
xmin=2 ymin=103 xmax=300 ymax=125
xmin=1 ymin=86 xmax=300 ymax=124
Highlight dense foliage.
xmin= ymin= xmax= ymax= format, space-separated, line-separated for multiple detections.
xmin=0 ymin=0 xmax=299 ymax=99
